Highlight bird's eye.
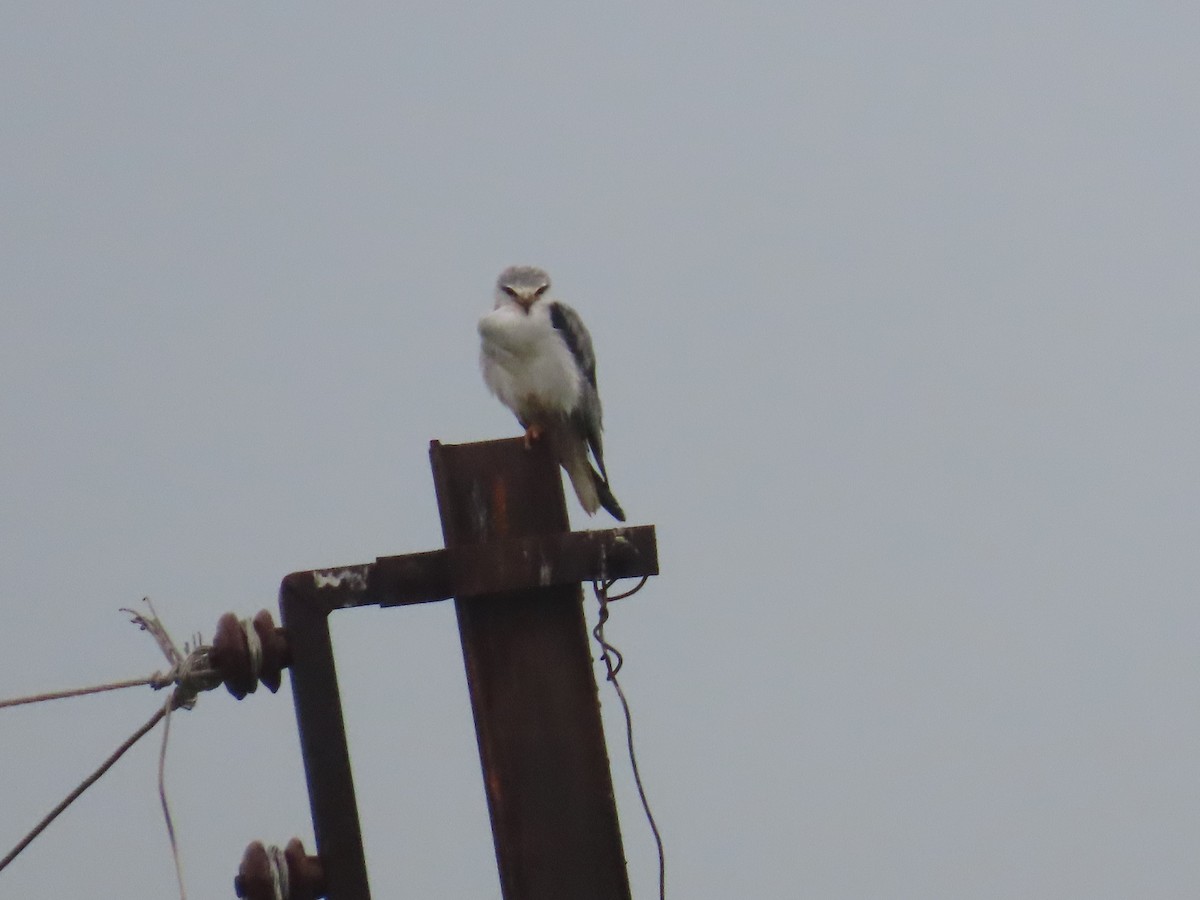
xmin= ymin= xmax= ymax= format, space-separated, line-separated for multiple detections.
xmin=534 ymin=285 xmax=549 ymax=297
xmin=502 ymin=286 xmax=517 ymax=297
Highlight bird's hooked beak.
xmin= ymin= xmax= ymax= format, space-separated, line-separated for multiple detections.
xmin=499 ymin=280 xmax=548 ymax=313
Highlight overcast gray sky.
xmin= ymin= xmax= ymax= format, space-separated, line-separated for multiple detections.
xmin=3 ymin=3 xmax=1199 ymax=898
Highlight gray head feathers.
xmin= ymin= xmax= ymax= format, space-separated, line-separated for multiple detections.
xmin=496 ymin=265 xmax=551 ymax=294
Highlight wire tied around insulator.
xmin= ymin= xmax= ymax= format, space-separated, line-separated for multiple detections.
xmin=147 ymin=644 xmax=222 ymax=706
xmin=0 ymin=600 xmax=294 ymax=889
xmin=210 ymin=610 xmax=290 ymax=699
xmin=0 ymin=603 xmax=290 ymax=712
xmin=235 ymin=839 xmax=325 ymax=900
xmin=267 ymin=844 xmax=289 ymax=900
xmin=125 ymin=604 xmax=222 ymax=709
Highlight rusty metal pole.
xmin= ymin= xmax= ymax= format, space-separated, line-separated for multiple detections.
xmin=280 ymin=580 xmax=372 ymax=900
xmin=430 ymin=438 xmax=632 ymax=900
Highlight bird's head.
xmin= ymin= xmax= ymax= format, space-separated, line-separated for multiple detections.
xmin=495 ymin=265 xmax=551 ymax=312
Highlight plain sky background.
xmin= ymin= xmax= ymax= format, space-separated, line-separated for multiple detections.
xmin=2 ymin=3 xmax=1198 ymax=898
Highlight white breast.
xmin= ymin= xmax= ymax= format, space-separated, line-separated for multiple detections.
xmin=478 ymin=302 xmax=582 ymax=422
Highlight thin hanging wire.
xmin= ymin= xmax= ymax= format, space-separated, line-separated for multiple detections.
xmin=130 ymin=599 xmax=202 ymax=900
xmin=591 ymin=577 xmax=665 ymax=900
xmin=158 ymin=692 xmax=187 ymax=900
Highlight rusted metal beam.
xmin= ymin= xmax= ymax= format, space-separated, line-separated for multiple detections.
xmin=279 ymin=576 xmax=372 ymax=900
xmin=283 ymin=527 xmax=657 ymax=612
xmin=430 ymin=437 xmax=633 ymax=900
xmin=377 ymin=526 xmax=658 ymax=604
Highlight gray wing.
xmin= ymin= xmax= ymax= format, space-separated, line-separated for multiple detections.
xmin=549 ymin=301 xmax=610 ymax=480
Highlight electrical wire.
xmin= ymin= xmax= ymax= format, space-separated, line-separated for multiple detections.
xmin=592 ymin=577 xmax=665 ymax=900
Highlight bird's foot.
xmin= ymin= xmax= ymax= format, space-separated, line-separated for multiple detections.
xmin=523 ymin=424 xmax=544 ymax=449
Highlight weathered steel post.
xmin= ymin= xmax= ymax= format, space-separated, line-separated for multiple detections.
xmin=431 ymin=438 xmax=633 ymax=900
xmin=272 ymin=437 xmax=655 ymax=899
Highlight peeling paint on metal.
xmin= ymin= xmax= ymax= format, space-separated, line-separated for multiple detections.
xmin=312 ymin=566 xmax=370 ymax=591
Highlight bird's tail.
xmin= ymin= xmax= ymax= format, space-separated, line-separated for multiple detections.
xmin=562 ymin=449 xmax=626 ymax=521
xmin=595 ymin=474 xmax=626 ymax=522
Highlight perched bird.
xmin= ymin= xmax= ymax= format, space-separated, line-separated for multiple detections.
xmin=478 ymin=265 xmax=626 ymax=521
